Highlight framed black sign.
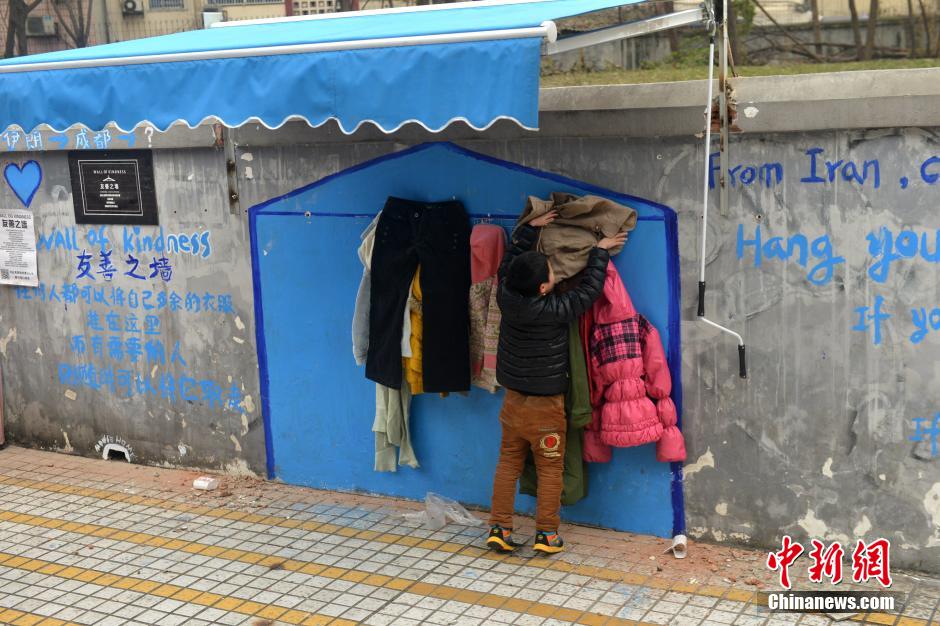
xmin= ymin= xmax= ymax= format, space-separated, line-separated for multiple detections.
xmin=68 ymin=150 xmax=158 ymax=225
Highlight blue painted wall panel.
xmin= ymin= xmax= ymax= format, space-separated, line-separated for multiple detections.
xmin=251 ymin=143 xmax=680 ymax=537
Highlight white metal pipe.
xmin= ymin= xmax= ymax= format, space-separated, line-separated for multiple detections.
xmin=699 ymin=315 xmax=744 ymax=346
xmin=699 ymin=36 xmax=715 ymax=285
xmin=719 ymin=0 xmax=729 ymax=217
xmin=697 ymin=7 xmax=746 ymax=378
xmin=0 ymin=24 xmax=554 ymax=74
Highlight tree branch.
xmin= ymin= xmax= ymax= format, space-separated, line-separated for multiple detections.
xmin=750 ymin=0 xmax=824 ymax=61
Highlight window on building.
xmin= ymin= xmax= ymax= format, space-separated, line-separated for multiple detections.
xmin=149 ymin=0 xmax=184 ymax=8
xmin=207 ymin=0 xmax=282 ymax=6
xmin=291 ymin=0 xmax=336 ymax=11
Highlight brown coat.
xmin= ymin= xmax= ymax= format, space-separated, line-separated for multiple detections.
xmin=517 ymin=192 xmax=637 ymax=281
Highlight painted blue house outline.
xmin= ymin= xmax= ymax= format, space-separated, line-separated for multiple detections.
xmin=249 ymin=141 xmax=685 ymax=537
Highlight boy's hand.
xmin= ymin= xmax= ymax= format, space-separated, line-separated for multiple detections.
xmin=597 ymin=232 xmax=628 ymax=250
xmin=529 ymin=210 xmax=558 ymax=228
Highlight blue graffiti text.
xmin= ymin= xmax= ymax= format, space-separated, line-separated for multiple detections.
xmin=910 ymin=414 xmax=940 ymax=457
xmin=709 ymin=152 xmax=783 ymax=189
xmin=866 ymin=227 xmax=940 ymax=283
xmin=852 ymin=295 xmax=890 ymax=345
xmin=800 ymin=147 xmax=880 ymax=188
xmin=736 ymin=224 xmax=845 ymax=286
xmin=57 ymin=362 xmax=245 ymax=413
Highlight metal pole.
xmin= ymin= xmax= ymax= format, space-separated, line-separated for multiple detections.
xmin=698 ymin=0 xmax=747 ymax=379
xmin=698 ymin=35 xmax=715 ymax=293
xmin=718 ymin=0 xmax=729 ymax=217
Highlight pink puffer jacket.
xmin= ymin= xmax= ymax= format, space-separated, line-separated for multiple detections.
xmin=583 ymin=264 xmax=686 ymax=463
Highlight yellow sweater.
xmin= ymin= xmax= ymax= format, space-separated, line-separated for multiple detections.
xmin=403 ymin=267 xmax=423 ymax=394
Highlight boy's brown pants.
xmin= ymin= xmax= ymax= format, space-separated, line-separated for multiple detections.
xmin=489 ymin=389 xmax=566 ymax=532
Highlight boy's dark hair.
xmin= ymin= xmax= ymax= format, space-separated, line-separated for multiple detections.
xmin=506 ymin=250 xmax=549 ymax=297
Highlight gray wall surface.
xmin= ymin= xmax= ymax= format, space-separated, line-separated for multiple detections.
xmin=2 ymin=68 xmax=938 ymax=574
xmin=229 ymin=72 xmax=940 ymax=573
xmin=0 ymin=147 xmax=265 ymax=476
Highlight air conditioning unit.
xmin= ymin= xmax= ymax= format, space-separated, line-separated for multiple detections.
xmin=25 ymin=15 xmax=56 ymax=37
xmin=122 ymin=0 xmax=144 ymax=15
xmin=202 ymin=10 xmax=224 ymax=28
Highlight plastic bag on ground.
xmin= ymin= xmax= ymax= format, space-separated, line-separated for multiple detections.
xmin=399 ymin=492 xmax=484 ymax=530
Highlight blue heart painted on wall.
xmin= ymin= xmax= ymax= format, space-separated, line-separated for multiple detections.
xmin=4 ymin=160 xmax=42 ymax=208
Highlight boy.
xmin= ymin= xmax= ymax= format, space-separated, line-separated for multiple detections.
xmin=488 ymin=210 xmax=626 ymax=554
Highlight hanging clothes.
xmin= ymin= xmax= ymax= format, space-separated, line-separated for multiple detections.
xmin=477 ymin=284 xmax=502 ymax=392
xmin=353 ymin=213 xmax=415 ymax=363
xmin=401 ymin=285 xmax=413 ymax=360
xmin=352 ymin=214 xmax=381 ymax=366
xmin=580 ymin=305 xmax=610 ymax=463
xmin=520 ymin=321 xmax=592 ymax=505
xmin=584 ymin=263 xmax=686 ymax=464
xmin=354 ymin=215 xmax=421 ymax=471
xmin=402 ymin=267 xmax=424 ymax=395
xmin=373 ymin=378 xmax=418 ymax=472
xmin=496 ymin=224 xmax=609 ymax=396
xmin=367 ymin=197 xmax=471 ymax=393
xmin=469 ymin=224 xmax=505 ymax=392
xmin=516 ymin=192 xmax=637 ymax=281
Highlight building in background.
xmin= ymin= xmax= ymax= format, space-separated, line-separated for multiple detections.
xmin=1 ymin=0 xmax=443 ymax=57
xmin=292 ymin=0 xmax=337 ymax=16
xmin=2 ymin=0 xmax=305 ymax=57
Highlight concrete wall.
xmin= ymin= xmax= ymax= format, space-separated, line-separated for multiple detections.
xmin=230 ymin=67 xmax=940 ymax=573
xmin=0 ymin=146 xmax=266 ymax=476
xmin=2 ymin=67 xmax=939 ymax=573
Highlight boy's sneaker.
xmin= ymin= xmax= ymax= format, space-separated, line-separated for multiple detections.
xmin=486 ymin=525 xmax=519 ymax=553
xmin=533 ymin=530 xmax=565 ymax=555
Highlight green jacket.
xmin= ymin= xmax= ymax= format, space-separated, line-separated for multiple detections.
xmin=519 ymin=321 xmax=591 ymax=505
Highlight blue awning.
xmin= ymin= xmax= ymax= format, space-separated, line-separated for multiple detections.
xmin=0 ymin=0 xmax=643 ymax=135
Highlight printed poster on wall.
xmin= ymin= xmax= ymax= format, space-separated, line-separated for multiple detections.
xmin=0 ymin=209 xmax=38 ymax=286
xmin=68 ymin=150 xmax=158 ymax=225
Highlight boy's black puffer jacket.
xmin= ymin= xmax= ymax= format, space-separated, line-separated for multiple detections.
xmin=496 ymin=224 xmax=610 ymax=396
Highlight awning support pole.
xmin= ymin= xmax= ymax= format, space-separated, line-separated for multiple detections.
xmin=543 ymin=7 xmax=705 ymax=56
xmin=697 ymin=0 xmax=747 ymax=379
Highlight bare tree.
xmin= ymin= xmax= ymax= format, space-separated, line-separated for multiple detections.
xmin=810 ymin=0 xmax=822 ymax=56
xmin=53 ymin=0 xmax=94 ymax=48
xmin=728 ymin=0 xmax=741 ymax=65
xmin=752 ymin=0 xmax=821 ymax=60
xmin=863 ymin=0 xmax=879 ymax=59
xmin=917 ymin=0 xmax=934 ymax=56
xmin=5 ymin=0 xmax=44 ymax=58
xmin=905 ymin=0 xmax=917 ymax=55
xmin=847 ymin=0 xmax=864 ymax=59
xmin=658 ymin=0 xmax=680 ymax=53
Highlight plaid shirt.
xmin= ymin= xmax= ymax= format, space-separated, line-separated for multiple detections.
xmin=590 ymin=314 xmax=651 ymax=367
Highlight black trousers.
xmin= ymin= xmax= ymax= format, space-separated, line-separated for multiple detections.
xmin=366 ymin=197 xmax=471 ymax=392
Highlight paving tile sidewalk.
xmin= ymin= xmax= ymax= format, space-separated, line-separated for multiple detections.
xmin=0 ymin=446 xmax=935 ymax=626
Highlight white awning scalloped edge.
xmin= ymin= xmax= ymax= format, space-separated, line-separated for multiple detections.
xmin=1 ymin=113 xmax=539 ymax=137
